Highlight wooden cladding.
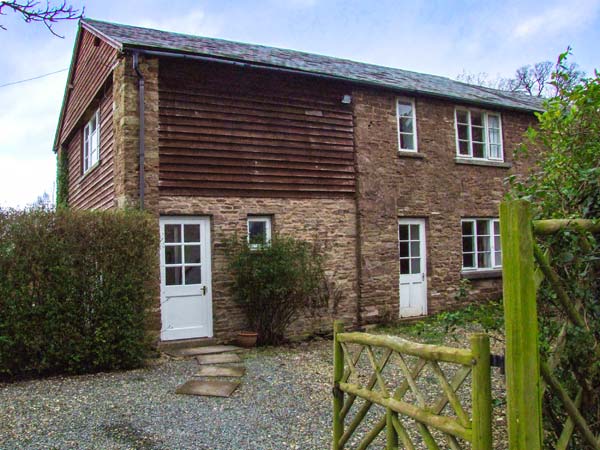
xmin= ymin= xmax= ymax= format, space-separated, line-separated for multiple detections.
xmin=66 ymin=85 xmax=115 ymax=210
xmin=158 ymin=60 xmax=355 ymax=197
xmin=59 ymin=29 xmax=118 ymax=144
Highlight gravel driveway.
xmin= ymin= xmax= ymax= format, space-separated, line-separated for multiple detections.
xmin=0 ymin=341 xmax=333 ymax=450
xmin=1 ymin=329 xmax=507 ymax=450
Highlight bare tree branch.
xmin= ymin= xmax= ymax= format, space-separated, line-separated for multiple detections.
xmin=0 ymin=1 xmax=83 ymax=37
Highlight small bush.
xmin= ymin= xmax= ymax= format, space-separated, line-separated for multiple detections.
xmin=0 ymin=207 xmax=158 ymax=379
xmin=224 ymin=235 xmax=328 ymax=345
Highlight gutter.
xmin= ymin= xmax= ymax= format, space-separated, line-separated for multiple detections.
xmin=129 ymin=48 xmax=543 ymax=114
xmin=132 ymin=52 xmax=145 ymax=210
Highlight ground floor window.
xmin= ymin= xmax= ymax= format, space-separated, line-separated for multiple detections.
xmin=247 ymin=216 xmax=272 ymax=248
xmin=461 ymin=218 xmax=501 ymax=270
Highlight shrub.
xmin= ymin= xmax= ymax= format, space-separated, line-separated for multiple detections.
xmin=0 ymin=207 xmax=158 ymax=379
xmin=224 ymin=235 xmax=328 ymax=345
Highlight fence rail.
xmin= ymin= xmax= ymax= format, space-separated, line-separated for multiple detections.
xmin=332 ymin=321 xmax=492 ymax=450
xmin=500 ymin=200 xmax=600 ymax=450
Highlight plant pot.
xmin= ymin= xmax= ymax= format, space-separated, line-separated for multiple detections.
xmin=237 ymin=331 xmax=258 ymax=348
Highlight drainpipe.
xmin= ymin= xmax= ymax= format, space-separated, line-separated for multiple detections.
xmin=133 ymin=52 xmax=145 ymax=210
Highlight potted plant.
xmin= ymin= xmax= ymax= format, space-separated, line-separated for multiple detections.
xmin=225 ymin=235 xmax=328 ymax=346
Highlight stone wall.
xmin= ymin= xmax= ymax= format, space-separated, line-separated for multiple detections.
xmin=352 ymin=88 xmax=537 ymax=321
xmin=158 ymin=196 xmax=359 ymax=342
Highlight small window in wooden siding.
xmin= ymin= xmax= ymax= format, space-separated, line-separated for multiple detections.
xmin=83 ymin=109 xmax=100 ymax=173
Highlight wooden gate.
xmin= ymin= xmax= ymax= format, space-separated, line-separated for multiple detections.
xmin=500 ymin=200 xmax=600 ymax=450
xmin=332 ymin=321 xmax=492 ymax=449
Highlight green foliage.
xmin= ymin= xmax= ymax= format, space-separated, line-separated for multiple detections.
xmin=55 ymin=149 xmax=69 ymax=209
xmin=509 ymin=51 xmax=600 ymax=445
xmin=224 ymin=235 xmax=328 ymax=345
xmin=0 ymin=207 xmax=158 ymax=379
xmin=376 ymin=300 xmax=504 ymax=344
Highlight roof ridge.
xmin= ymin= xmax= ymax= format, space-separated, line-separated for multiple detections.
xmin=80 ymin=18 xmax=544 ymax=113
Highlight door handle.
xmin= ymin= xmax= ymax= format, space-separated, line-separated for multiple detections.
xmin=201 ymin=286 xmax=207 ymax=295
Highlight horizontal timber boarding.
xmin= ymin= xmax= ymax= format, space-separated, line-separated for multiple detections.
xmin=158 ymin=59 xmax=355 ymax=197
xmin=60 ymin=29 xmax=118 ymax=144
xmin=66 ymin=85 xmax=115 ymax=210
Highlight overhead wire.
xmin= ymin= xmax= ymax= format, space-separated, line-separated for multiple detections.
xmin=0 ymin=68 xmax=68 ymax=88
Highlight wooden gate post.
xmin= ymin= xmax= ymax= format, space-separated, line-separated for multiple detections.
xmin=500 ymin=200 xmax=543 ymax=450
xmin=471 ymin=333 xmax=492 ymax=450
xmin=332 ymin=320 xmax=345 ymax=450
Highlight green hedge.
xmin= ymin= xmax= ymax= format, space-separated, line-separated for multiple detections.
xmin=0 ymin=208 xmax=158 ymax=379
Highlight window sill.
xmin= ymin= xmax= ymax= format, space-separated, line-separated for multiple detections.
xmin=455 ymin=158 xmax=511 ymax=168
xmin=461 ymin=269 xmax=502 ymax=280
xmin=81 ymin=160 xmax=101 ymax=180
xmin=398 ymin=151 xmax=425 ymax=159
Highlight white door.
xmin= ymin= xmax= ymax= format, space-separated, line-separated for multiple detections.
xmin=159 ymin=217 xmax=213 ymax=340
xmin=398 ymin=219 xmax=427 ymax=318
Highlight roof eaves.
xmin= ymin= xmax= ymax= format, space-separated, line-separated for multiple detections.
xmin=124 ymin=44 xmax=541 ymax=114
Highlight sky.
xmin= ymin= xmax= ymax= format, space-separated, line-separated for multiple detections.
xmin=0 ymin=0 xmax=599 ymax=208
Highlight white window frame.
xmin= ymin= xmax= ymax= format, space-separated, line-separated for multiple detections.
xmin=461 ymin=218 xmax=501 ymax=271
xmin=397 ymin=98 xmax=418 ymax=152
xmin=83 ymin=109 xmax=100 ymax=174
xmin=247 ymin=216 xmax=272 ymax=249
xmin=454 ymin=108 xmax=503 ymax=161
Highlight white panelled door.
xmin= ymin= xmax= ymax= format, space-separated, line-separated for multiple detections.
xmin=398 ymin=219 xmax=427 ymax=318
xmin=159 ymin=217 xmax=213 ymax=341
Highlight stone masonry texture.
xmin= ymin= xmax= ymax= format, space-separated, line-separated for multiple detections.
xmin=108 ymin=56 xmax=538 ymax=342
xmin=352 ymin=88 xmax=536 ymax=323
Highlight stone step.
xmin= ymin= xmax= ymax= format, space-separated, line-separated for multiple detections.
xmin=163 ymin=345 xmax=242 ymax=358
xmin=157 ymin=337 xmax=218 ymax=353
xmin=196 ymin=353 xmax=242 ymax=365
xmin=175 ymin=380 xmax=240 ymax=397
xmin=195 ymin=365 xmax=246 ymax=378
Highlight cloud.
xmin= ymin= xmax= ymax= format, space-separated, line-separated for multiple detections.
xmin=136 ymin=9 xmax=223 ymax=37
xmin=514 ymin=0 xmax=600 ymax=38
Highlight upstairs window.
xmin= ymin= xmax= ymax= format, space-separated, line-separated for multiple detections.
xmin=397 ymin=99 xmax=417 ymax=152
xmin=247 ymin=216 xmax=272 ymax=249
xmin=461 ymin=219 xmax=501 ymax=271
xmin=83 ymin=109 xmax=100 ymax=173
xmin=455 ymin=109 xmax=503 ymax=161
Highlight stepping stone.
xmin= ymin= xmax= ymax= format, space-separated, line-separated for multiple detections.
xmin=164 ymin=345 xmax=242 ymax=358
xmin=196 ymin=353 xmax=242 ymax=365
xmin=175 ymin=380 xmax=240 ymax=397
xmin=195 ymin=365 xmax=246 ymax=378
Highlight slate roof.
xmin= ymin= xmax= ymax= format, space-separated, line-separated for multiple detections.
xmin=82 ymin=18 xmax=543 ymax=113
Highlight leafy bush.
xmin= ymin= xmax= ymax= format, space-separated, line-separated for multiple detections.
xmin=510 ymin=51 xmax=600 ymax=444
xmin=0 ymin=207 xmax=158 ymax=379
xmin=224 ymin=235 xmax=328 ymax=345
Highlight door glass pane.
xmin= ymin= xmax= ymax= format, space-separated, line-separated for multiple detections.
xmin=165 ymin=225 xmax=181 ymax=243
xmin=410 ymin=241 xmax=420 ymax=257
xmin=166 ymin=266 xmax=182 ymax=285
xmin=184 ymin=224 xmax=200 ymax=243
xmin=185 ymin=266 xmax=202 ymax=285
xmin=410 ymin=225 xmax=419 ymax=240
xmin=400 ymin=259 xmax=410 ymax=275
xmin=184 ymin=245 xmax=201 ymax=264
xmin=399 ymin=225 xmax=409 ymax=241
xmin=410 ymin=258 xmax=420 ymax=274
xmin=399 ymin=241 xmax=409 ymax=258
xmin=165 ymin=245 xmax=181 ymax=264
